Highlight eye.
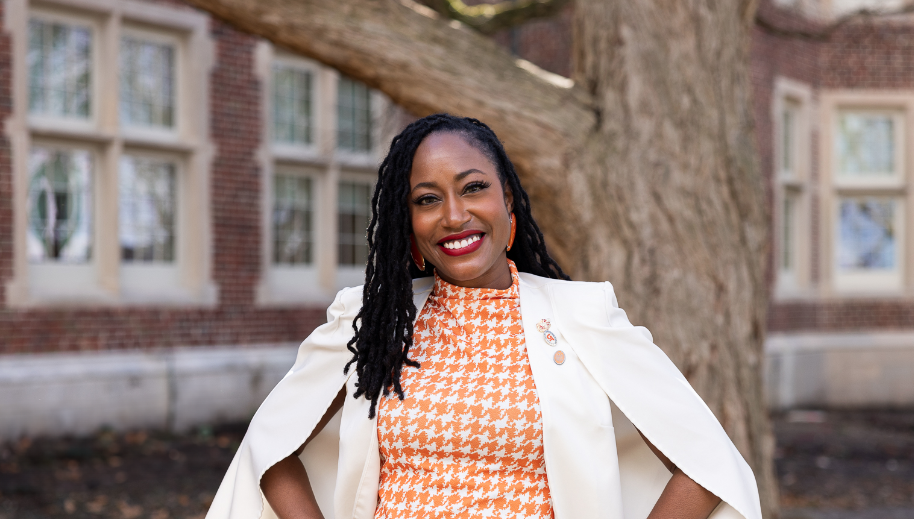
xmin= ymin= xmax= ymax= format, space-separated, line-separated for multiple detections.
xmin=413 ymin=193 xmax=440 ymax=206
xmin=464 ymin=181 xmax=491 ymax=194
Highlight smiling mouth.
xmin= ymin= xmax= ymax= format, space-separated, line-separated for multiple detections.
xmin=441 ymin=234 xmax=482 ymax=250
xmin=438 ymin=232 xmax=485 ymax=256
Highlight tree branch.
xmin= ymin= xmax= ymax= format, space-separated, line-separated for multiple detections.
xmin=755 ymin=1 xmax=914 ymax=40
xmin=183 ymin=0 xmax=593 ymax=178
xmin=422 ymin=0 xmax=571 ymax=35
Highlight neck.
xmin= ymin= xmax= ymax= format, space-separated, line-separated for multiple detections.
xmin=437 ymin=256 xmax=513 ymax=290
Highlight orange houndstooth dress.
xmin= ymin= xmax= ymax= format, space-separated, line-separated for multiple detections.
xmin=375 ymin=260 xmax=553 ymax=519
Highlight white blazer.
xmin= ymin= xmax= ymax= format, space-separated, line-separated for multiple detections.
xmin=207 ymin=273 xmax=762 ymax=519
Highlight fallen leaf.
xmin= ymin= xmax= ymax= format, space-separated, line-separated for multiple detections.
xmin=118 ymin=500 xmax=143 ymax=519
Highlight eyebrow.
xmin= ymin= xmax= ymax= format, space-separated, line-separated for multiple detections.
xmin=410 ymin=168 xmax=487 ymax=194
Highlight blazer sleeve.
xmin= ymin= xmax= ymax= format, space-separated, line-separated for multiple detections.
xmin=552 ymin=281 xmax=763 ymax=519
xmin=206 ymin=285 xmax=362 ymax=519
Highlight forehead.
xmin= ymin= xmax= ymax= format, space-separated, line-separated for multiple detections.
xmin=409 ymin=132 xmax=497 ymax=183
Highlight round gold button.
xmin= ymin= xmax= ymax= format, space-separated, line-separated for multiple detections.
xmin=553 ymin=350 xmax=565 ymax=365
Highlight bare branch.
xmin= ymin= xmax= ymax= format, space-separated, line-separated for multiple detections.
xmin=422 ymin=0 xmax=571 ymax=35
xmin=755 ymin=1 xmax=914 ymax=40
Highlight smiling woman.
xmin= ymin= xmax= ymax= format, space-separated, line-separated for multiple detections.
xmin=207 ymin=115 xmax=762 ymax=519
xmin=408 ymin=132 xmax=515 ymax=289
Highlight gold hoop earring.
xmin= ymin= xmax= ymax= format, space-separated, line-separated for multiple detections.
xmin=506 ymin=213 xmax=516 ymax=252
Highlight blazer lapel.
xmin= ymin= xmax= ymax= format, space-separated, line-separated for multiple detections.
xmin=340 ymin=278 xmax=434 ymax=519
xmin=517 ymin=274 xmax=625 ymax=519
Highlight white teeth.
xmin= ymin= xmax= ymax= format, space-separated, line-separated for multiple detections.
xmin=443 ymin=234 xmax=480 ymax=250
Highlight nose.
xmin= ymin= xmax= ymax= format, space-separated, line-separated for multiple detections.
xmin=441 ymin=194 xmax=470 ymax=229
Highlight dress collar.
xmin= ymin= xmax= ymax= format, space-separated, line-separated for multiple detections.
xmin=431 ymin=259 xmax=520 ymax=301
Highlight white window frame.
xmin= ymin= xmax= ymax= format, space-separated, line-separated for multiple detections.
xmin=262 ymin=164 xmax=326 ymax=304
xmin=832 ymin=195 xmax=905 ymax=291
xmin=119 ymin=25 xmax=184 ymax=141
xmin=118 ymin=148 xmax=188 ymax=303
xmin=334 ymin=74 xmax=385 ymax=169
xmin=772 ymin=78 xmax=813 ymax=299
xmin=4 ymin=0 xmax=216 ymax=307
xmin=254 ymin=42 xmax=386 ymax=306
xmin=820 ymin=90 xmax=913 ymax=296
xmin=336 ymin=170 xmax=375 ymax=290
xmin=26 ymin=7 xmax=101 ymax=134
xmin=26 ymin=138 xmax=105 ymax=302
xmin=270 ymin=54 xmax=322 ymax=160
xmin=833 ymin=108 xmax=905 ymax=189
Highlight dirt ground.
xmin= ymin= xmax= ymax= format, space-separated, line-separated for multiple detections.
xmin=1 ymin=410 xmax=911 ymax=518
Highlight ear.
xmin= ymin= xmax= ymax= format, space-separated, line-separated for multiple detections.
xmin=503 ymin=182 xmax=514 ymax=213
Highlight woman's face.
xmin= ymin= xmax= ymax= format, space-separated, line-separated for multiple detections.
xmin=409 ymin=132 xmax=514 ymax=289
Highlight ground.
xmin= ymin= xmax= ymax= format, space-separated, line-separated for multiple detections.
xmin=0 ymin=411 xmax=911 ymax=518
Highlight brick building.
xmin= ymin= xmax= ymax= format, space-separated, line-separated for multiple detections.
xmin=0 ymin=0 xmax=911 ymax=439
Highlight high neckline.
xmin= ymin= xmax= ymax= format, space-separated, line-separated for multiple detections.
xmin=431 ymin=259 xmax=519 ymax=301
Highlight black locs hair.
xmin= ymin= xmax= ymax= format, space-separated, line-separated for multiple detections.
xmin=344 ymin=113 xmax=569 ymax=418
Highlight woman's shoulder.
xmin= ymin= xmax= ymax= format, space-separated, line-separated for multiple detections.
xmin=332 ymin=277 xmax=436 ymax=315
xmin=515 ymin=271 xmax=617 ymax=298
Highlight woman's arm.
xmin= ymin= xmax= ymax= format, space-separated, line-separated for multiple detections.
xmin=260 ymin=388 xmax=346 ymax=519
xmin=640 ymin=431 xmax=722 ymax=519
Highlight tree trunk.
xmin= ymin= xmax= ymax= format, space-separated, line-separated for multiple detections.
xmin=184 ymin=0 xmax=776 ymax=516
xmin=571 ymin=2 xmax=776 ymax=516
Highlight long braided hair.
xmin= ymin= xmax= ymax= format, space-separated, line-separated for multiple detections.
xmin=344 ymin=113 xmax=568 ymax=418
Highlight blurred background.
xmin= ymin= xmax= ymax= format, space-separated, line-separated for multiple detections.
xmin=1 ymin=0 xmax=913 ymax=518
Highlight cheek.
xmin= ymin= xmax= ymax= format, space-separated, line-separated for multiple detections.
xmin=410 ymin=211 xmax=435 ymax=243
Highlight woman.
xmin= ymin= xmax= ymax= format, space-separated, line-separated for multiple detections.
xmin=207 ymin=115 xmax=762 ymax=519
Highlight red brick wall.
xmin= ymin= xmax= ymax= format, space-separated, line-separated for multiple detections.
xmin=821 ymin=22 xmax=914 ymax=90
xmin=491 ymin=5 xmax=574 ymax=79
xmin=0 ymin=4 xmax=326 ymax=355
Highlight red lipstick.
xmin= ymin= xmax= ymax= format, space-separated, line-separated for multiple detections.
xmin=437 ymin=230 xmax=485 ymax=256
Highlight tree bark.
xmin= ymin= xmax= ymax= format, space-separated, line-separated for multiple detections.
xmin=184 ymin=0 xmax=777 ymax=516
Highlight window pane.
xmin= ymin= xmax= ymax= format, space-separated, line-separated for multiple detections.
xmin=781 ymin=107 xmax=794 ymax=176
xmin=120 ymin=36 xmax=175 ymax=129
xmin=837 ymin=198 xmax=896 ymax=270
xmin=28 ymin=19 xmax=92 ymax=119
xmin=338 ymin=181 xmax=371 ymax=267
xmin=836 ymin=113 xmax=895 ymax=176
xmin=119 ymin=156 xmax=176 ymax=263
xmin=781 ymin=194 xmax=795 ymax=271
xmin=272 ymin=64 xmax=313 ymax=145
xmin=273 ymin=174 xmax=313 ymax=265
xmin=27 ymin=148 xmax=93 ymax=262
xmin=337 ymin=77 xmax=372 ymax=153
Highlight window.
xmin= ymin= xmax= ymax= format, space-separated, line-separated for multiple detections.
xmin=120 ymin=35 xmax=176 ymax=129
xmin=27 ymin=147 xmax=93 ymax=262
xmin=28 ymin=18 xmax=92 ymax=120
xmin=119 ymin=156 xmax=176 ymax=262
xmin=773 ymin=81 xmax=810 ymax=296
xmin=272 ymin=64 xmax=314 ymax=146
xmin=6 ymin=2 xmax=214 ymax=306
xmin=273 ymin=173 xmax=314 ymax=265
xmin=835 ymin=111 xmax=903 ymax=186
xmin=827 ymin=104 xmax=907 ymax=293
xmin=256 ymin=45 xmax=385 ymax=304
xmin=337 ymin=76 xmax=372 ymax=153
xmin=837 ymin=199 xmax=897 ymax=270
xmin=337 ymin=180 xmax=371 ymax=267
